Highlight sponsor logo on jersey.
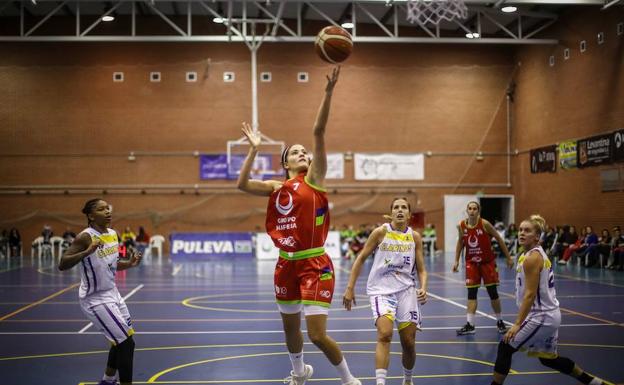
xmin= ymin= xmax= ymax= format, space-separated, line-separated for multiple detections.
xmin=319 ymin=290 xmax=331 ymax=299
xmin=467 ymin=235 xmax=479 ymax=248
xmin=278 ymin=236 xmax=296 ymax=247
xmin=275 ymin=285 xmax=287 ymax=295
xmin=276 ymin=190 xmax=294 ymax=216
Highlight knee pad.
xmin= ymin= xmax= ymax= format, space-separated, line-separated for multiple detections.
xmin=467 ymin=287 xmax=479 ymax=300
xmin=539 ymin=356 xmax=574 ymax=375
xmin=486 ymin=285 xmax=499 ymax=300
xmin=117 ymin=336 xmax=135 ymax=383
xmin=494 ymin=342 xmax=517 ymax=375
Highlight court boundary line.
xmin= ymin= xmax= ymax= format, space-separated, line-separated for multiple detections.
xmin=0 ymin=283 xmax=79 ymax=322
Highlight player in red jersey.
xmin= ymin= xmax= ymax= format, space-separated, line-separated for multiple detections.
xmin=452 ymin=201 xmax=514 ymax=336
xmin=237 ymin=67 xmax=360 ymax=385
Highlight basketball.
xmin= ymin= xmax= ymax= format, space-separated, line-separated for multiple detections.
xmin=315 ymin=26 xmax=353 ymax=64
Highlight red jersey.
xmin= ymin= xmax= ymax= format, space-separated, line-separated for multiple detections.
xmin=266 ymin=172 xmax=330 ymax=252
xmin=460 ymin=218 xmax=495 ymax=263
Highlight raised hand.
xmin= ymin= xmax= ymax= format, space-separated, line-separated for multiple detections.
xmin=241 ymin=122 xmax=261 ymax=149
xmin=325 ymin=66 xmax=340 ymax=94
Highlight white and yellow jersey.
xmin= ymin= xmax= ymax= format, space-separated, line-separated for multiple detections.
xmin=78 ymin=227 xmax=120 ymax=300
xmin=515 ymin=246 xmax=559 ymax=316
xmin=367 ymin=223 xmax=417 ymax=296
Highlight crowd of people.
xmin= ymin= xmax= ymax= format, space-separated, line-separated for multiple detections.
xmin=338 ymin=223 xmax=439 ymax=260
xmin=0 ymin=225 xmax=152 ymax=259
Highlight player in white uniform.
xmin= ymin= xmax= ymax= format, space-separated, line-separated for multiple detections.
xmin=59 ymin=199 xmax=142 ymax=385
xmin=343 ymin=198 xmax=428 ymax=385
xmin=491 ymin=214 xmax=613 ymax=385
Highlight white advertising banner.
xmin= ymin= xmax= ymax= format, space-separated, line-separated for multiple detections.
xmin=354 ymin=153 xmax=424 ymax=180
xmin=255 ymin=231 xmax=341 ymax=260
xmin=326 ymin=153 xmax=345 ymax=179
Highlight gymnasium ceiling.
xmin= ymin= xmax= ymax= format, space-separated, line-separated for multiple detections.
xmin=0 ymin=0 xmax=621 ymax=43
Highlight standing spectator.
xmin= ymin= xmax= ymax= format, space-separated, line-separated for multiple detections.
xmin=121 ymin=226 xmax=136 ymax=249
xmin=135 ymin=227 xmax=150 ymax=255
xmin=505 ymin=224 xmax=518 ymax=254
xmin=423 ymin=223 xmax=438 ymax=256
xmin=8 ymin=228 xmax=21 ymax=257
xmin=607 ymin=226 xmax=624 ymax=270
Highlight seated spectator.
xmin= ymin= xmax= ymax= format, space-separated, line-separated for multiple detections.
xmin=560 ymin=226 xmax=596 ymax=264
xmin=0 ymin=229 xmax=8 ymax=257
xmin=340 ymin=225 xmax=356 ymax=260
xmin=586 ymin=229 xmax=611 ymax=267
xmin=41 ymin=225 xmax=53 ymax=245
xmin=8 ymin=228 xmax=21 ymax=257
xmin=135 ymin=226 xmax=150 ymax=254
xmin=607 ymin=226 xmax=624 ymax=270
xmin=505 ymin=223 xmax=518 ymax=253
xmin=540 ymin=226 xmax=558 ymax=256
xmin=556 ymin=225 xmax=578 ymax=263
xmin=121 ymin=226 xmax=136 ymax=249
xmin=61 ymin=227 xmax=76 ymax=250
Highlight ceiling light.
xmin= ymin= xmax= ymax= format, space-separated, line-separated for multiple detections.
xmin=213 ymin=17 xmax=224 ymax=23
xmin=501 ymin=6 xmax=517 ymax=13
xmin=102 ymin=15 xmax=115 ymax=22
xmin=472 ymin=32 xmax=480 ymax=38
xmin=341 ymin=22 xmax=354 ymax=29
xmin=465 ymin=32 xmax=474 ymax=39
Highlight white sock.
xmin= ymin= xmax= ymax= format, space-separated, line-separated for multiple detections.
xmin=288 ymin=351 xmax=305 ymax=376
xmin=375 ymin=368 xmax=387 ymax=385
xmin=403 ymin=367 xmax=413 ymax=382
xmin=589 ymin=378 xmax=602 ymax=385
xmin=496 ymin=313 xmax=503 ymax=321
xmin=467 ymin=313 xmax=475 ymax=326
xmin=102 ymin=374 xmax=116 ymax=382
xmin=335 ymin=358 xmax=355 ymax=384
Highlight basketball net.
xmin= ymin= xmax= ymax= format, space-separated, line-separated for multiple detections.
xmin=406 ymin=0 xmax=468 ymax=25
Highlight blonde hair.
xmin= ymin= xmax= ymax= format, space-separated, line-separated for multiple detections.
xmin=525 ymin=214 xmax=546 ymax=235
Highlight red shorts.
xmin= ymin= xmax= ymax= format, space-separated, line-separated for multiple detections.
xmin=465 ymin=260 xmax=499 ymax=287
xmin=274 ymin=254 xmax=335 ymax=307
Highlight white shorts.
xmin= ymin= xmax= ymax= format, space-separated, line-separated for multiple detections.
xmin=509 ymin=311 xmax=561 ymax=358
xmin=369 ymin=286 xmax=422 ymax=331
xmin=277 ymin=303 xmax=328 ymax=316
xmin=80 ymin=296 xmax=134 ymax=345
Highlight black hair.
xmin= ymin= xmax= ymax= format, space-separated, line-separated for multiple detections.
xmin=82 ymin=198 xmax=103 ymax=224
xmin=390 ymin=197 xmax=411 ymax=212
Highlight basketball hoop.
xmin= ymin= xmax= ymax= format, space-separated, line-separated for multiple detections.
xmin=227 ymin=132 xmax=285 ymax=180
xmin=406 ymin=0 xmax=468 ymax=25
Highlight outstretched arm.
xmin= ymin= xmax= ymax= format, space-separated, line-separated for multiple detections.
xmin=342 ymin=226 xmax=384 ymax=311
xmin=236 ymin=122 xmax=281 ymax=196
xmin=307 ymin=66 xmax=340 ymax=188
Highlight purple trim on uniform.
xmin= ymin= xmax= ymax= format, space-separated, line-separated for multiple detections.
xmin=104 ymin=303 xmax=129 ymax=338
xmin=389 ymin=223 xmax=409 ymax=233
xmin=516 ymin=319 xmax=543 ymax=349
xmin=92 ymin=306 xmax=118 ymax=344
xmin=87 ymin=257 xmax=97 ymax=292
xmin=375 ymin=296 xmax=381 ymax=318
xmin=81 ymin=260 xmax=90 ymax=294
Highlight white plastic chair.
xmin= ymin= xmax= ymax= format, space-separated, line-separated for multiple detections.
xmin=50 ymin=236 xmax=64 ymax=259
xmin=31 ymin=236 xmax=43 ymax=258
xmin=149 ymin=235 xmax=165 ymax=261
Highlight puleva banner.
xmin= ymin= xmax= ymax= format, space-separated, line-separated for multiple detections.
xmin=170 ymin=232 xmax=254 ymax=258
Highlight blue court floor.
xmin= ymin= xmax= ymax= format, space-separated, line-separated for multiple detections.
xmin=0 ymin=253 xmax=622 ymax=385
